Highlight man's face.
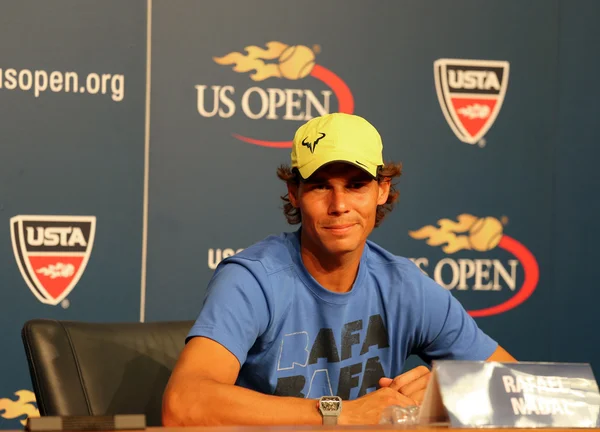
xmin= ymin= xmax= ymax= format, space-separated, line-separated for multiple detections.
xmin=288 ymin=162 xmax=390 ymax=257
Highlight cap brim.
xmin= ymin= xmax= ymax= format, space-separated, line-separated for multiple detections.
xmin=297 ymin=153 xmax=379 ymax=179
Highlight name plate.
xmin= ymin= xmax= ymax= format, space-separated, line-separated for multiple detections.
xmin=419 ymin=361 xmax=600 ymax=428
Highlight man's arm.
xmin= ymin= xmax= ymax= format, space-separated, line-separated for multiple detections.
xmin=162 ymin=336 xmax=415 ymax=426
xmin=162 ymin=337 xmax=321 ymax=426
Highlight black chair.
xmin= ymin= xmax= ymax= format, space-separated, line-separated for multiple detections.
xmin=21 ymin=319 xmax=194 ymax=427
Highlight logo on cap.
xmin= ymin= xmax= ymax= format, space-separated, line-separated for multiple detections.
xmin=301 ymin=132 xmax=326 ymax=154
xmin=434 ymin=59 xmax=510 ymax=145
xmin=10 ymin=215 xmax=96 ymax=305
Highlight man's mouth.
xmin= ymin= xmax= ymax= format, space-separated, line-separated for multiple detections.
xmin=323 ymin=224 xmax=356 ymax=234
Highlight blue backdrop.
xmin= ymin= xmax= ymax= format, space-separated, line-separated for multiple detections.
xmin=1 ymin=0 xmax=599 ymax=428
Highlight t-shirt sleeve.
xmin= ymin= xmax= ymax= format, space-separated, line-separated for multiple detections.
xmin=187 ymin=262 xmax=270 ymax=366
xmin=415 ymin=273 xmax=498 ymax=363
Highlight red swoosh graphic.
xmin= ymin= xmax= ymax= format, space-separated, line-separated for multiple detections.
xmin=233 ymin=65 xmax=354 ymax=148
xmin=468 ymin=235 xmax=539 ymax=318
xmin=310 ymin=64 xmax=354 ymax=114
xmin=231 ymin=134 xmax=292 ymax=148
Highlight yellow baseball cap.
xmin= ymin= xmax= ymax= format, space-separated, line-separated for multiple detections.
xmin=291 ymin=113 xmax=384 ymax=179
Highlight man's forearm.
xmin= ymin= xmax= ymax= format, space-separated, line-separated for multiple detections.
xmin=163 ymin=378 xmax=322 ymax=426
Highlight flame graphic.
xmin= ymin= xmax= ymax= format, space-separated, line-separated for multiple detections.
xmin=409 ymin=214 xmax=504 ymax=253
xmin=458 ymin=103 xmax=491 ymax=120
xmin=214 ymin=41 xmax=316 ymax=81
xmin=36 ymin=262 xmax=75 ymax=279
xmin=0 ymin=390 xmax=40 ymax=426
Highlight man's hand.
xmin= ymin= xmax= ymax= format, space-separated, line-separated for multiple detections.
xmin=378 ymin=365 xmax=431 ymax=406
xmin=339 ymin=387 xmax=417 ymax=425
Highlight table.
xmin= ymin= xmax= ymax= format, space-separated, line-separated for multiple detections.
xmin=8 ymin=427 xmax=600 ymax=432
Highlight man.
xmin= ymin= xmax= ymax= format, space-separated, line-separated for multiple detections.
xmin=162 ymin=113 xmax=515 ymax=426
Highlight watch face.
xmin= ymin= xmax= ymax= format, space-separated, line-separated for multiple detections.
xmin=320 ymin=396 xmax=341 ymax=413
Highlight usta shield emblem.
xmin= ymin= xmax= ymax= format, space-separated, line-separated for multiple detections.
xmin=434 ymin=59 xmax=510 ymax=145
xmin=10 ymin=215 xmax=96 ymax=305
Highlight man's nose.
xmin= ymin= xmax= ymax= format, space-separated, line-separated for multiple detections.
xmin=328 ymin=188 xmax=349 ymax=214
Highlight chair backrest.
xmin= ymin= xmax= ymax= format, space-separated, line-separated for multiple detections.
xmin=21 ymin=319 xmax=194 ymax=426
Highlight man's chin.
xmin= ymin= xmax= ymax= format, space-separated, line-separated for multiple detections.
xmin=321 ymin=238 xmax=361 ymax=256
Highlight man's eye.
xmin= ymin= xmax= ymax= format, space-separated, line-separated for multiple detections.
xmin=350 ymin=182 xmax=366 ymax=189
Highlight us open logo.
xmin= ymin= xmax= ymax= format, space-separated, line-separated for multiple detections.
xmin=434 ymin=59 xmax=510 ymax=146
xmin=10 ymin=215 xmax=96 ymax=306
xmin=196 ymin=41 xmax=354 ymax=148
xmin=409 ymin=214 xmax=539 ymax=317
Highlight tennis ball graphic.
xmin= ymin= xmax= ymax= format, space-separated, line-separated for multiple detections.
xmin=278 ymin=45 xmax=315 ymax=80
xmin=468 ymin=217 xmax=503 ymax=252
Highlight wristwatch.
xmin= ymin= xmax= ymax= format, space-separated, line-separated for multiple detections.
xmin=317 ymin=396 xmax=342 ymax=425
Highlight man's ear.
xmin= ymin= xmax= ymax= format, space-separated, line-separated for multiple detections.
xmin=377 ymin=179 xmax=390 ymax=205
xmin=287 ymin=183 xmax=299 ymax=208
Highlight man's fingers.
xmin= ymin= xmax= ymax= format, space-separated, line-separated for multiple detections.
xmin=399 ymin=373 xmax=431 ymax=400
xmin=387 ymin=388 xmax=416 ymax=406
xmin=388 ymin=366 xmax=430 ymax=391
xmin=379 ymin=377 xmax=393 ymax=387
xmin=407 ymin=388 xmax=427 ymax=406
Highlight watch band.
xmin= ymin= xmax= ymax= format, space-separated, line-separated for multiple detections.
xmin=323 ymin=415 xmax=338 ymax=425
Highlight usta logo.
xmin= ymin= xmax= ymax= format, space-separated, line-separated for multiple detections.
xmin=448 ymin=70 xmax=501 ymax=90
xmin=10 ymin=215 xmax=96 ymax=306
xmin=434 ymin=59 xmax=510 ymax=145
xmin=26 ymin=226 xmax=87 ymax=247
xmin=196 ymin=41 xmax=354 ymax=148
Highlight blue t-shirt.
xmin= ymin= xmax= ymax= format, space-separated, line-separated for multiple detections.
xmin=188 ymin=230 xmax=497 ymax=400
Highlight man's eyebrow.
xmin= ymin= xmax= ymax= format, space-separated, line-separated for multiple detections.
xmin=303 ymin=174 xmax=373 ymax=184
